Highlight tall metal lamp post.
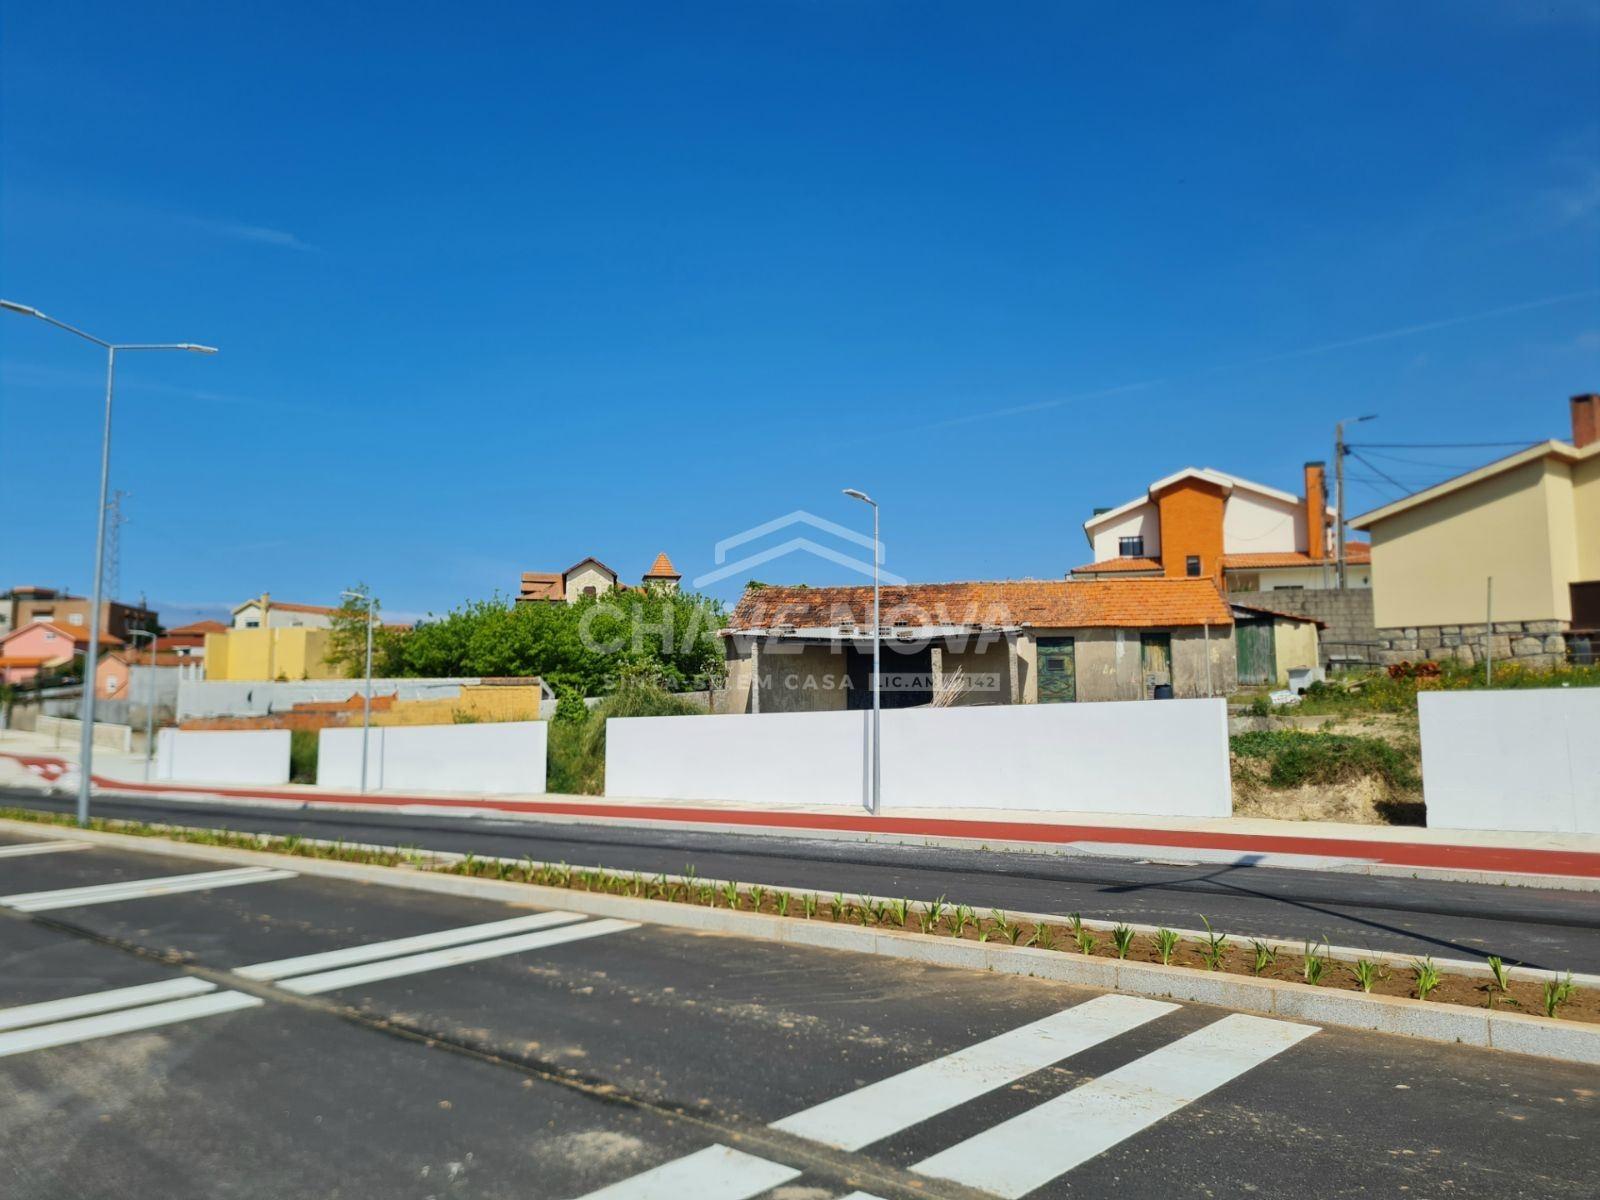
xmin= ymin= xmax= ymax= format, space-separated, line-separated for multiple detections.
xmin=342 ymin=589 xmax=376 ymax=793
xmin=127 ymin=628 xmax=158 ymax=781
xmin=0 ymin=299 xmax=215 ymax=826
xmin=842 ymin=489 xmax=881 ymax=817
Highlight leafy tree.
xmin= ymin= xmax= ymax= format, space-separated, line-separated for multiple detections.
xmin=324 ymin=584 xmax=409 ymax=678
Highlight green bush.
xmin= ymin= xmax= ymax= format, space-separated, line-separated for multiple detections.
xmin=1293 ymin=659 xmax=1600 ymax=716
xmin=554 ymin=688 xmax=589 ymax=724
xmin=289 ymin=729 xmax=319 ymax=784
xmin=546 ymin=677 xmax=702 ymax=795
xmin=1230 ymin=730 xmax=1419 ymax=793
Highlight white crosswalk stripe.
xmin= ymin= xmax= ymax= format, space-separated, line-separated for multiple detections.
xmin=0 ymin=991 xmax=263 ymax=1058
xmin=569 ymin=1004 xmax=1319 ymax=1199
xmin=0 ymin=841 xmax=92 ymax=859
xmin=574 ymin=1144 xmax=799 ymax=1200
xmin=0 ymin=866 xmax=296 ymax=911
xmin=235 ymin=910 xmax=589 ymax=980
xmin=771 ymin=993 xmax=1177 ymax=1151
xmin=0 ymin=977 xmax=218 ymax=1033
xmin=279 ymin=917 xmax=640 ymax=995
xmin=911 ymin=1013 xmax=1319 ymax=1197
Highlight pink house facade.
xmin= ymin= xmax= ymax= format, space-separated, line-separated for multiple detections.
xmin=0 ymin=620 xmax=124 ymax=686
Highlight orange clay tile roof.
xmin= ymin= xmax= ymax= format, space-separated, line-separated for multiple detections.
xmin=168 ymin=619 xmax=228 ymax=635
xmin=1221 ymin=544 xmax=1369 ymax=569
xmin=0 ymin=656 xmax=53 ymax=668
xmin=1068 ymin=557 xmax=1163 ymax=575
xmin=267 ymin=601 xmax=342 ymax=616
xmin=726 ymin=578 xmax=1232 ymax=633
xmin=517 ymin=572 xmax=564 ymax=603
xmin=17 ymin=622 xmax=125 ymax=647
xmin=643 ymin=552 xmax=681 ymax=579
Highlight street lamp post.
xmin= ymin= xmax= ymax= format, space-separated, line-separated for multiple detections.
xmin=842 ymin=489 xmax=881 ymax=817
xmin=1 ymin=299 xmax=215 ymax=826
xmin=127 ymin=628 xmax=158 ymax=781
xmin=342 ymin=589 xmax=376 ymax=793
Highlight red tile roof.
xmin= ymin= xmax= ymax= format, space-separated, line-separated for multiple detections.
xmin=727 ymin=579 xmax=1233 ymax=633
xmin=643 ymin=552 xmax=681 ymax=579
xmin=0 ymin=621 xmax=125 ymax=649
xmin=1068 ymin=557 xmax=1163 ymax=575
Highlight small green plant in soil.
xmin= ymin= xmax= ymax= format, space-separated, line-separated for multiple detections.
xmin=801 ymin=893 xmax=818 ymax=920
xmin=1154 ymin=928 xmax=1180 ymax=966
xmin=1487 ymin=956 xmax=1511 ymax=993
xmin=1030 ymin=922 xmax=1058 ymax=951
xmin=1198 ymin=916 xmax=1228 ymax=971
xmin=1303 ymin=941 xmax=1328 ymax=987
xmin=889 ymin=898 xmax=910 ymax=928
xmin=1073 ymin=927 xmax=1096 ymax=956
xmin=1111 ymin=925 xmax=1135 ymax=960
xmin=1544 ymin=973 xmax=1577 ymax=1018
xmin=1350 ymin=959 xmax=1382 ymax=994
xmin=1250 ymin=940 xmax=1277 ymax=976
xmin=1414 ymin=958 xmax=1442 ymax=1001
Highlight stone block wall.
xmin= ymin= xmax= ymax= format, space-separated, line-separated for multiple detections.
xmin=1374 ymin=620 xmax=1568 ymax=671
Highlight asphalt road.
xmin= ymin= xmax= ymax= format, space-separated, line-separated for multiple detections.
xmin=4 ymin=785 xmax=1599 ymax=973
xmin=1 ymin=830 xmax=1595 ymax=1199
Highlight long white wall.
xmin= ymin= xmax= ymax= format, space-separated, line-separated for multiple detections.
xmin=318 ymin=722 xmax=546 ymax=795
xmin=155 ymin=729 xmax=290 ymax=785
xmin=1420 ymin=690 xmax=1600 ymax=834
xmin=606 ymin=700 xmax=1232 ymax=817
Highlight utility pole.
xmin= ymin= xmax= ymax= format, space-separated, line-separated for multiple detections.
xmin=1335 ymin=414 xmax=1377 ymax=589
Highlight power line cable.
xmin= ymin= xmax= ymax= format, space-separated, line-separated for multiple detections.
xmin=1345 ymin=440 xmax=1541 ymax=449
xmin=1347 ymin=452 xmax=1412 ymax=496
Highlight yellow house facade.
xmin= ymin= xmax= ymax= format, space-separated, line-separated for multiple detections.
xmin=1349 ymin=395 xmax=1600 ymax=668
xmin=203 ymin=627 xmax=341 ymax=681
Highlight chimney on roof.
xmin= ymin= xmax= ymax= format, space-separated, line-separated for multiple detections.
xmin=1573 ymin=394 xmax=1600 ymax=449
xmin=1303 ymin=461 xmax=1328 ymax=560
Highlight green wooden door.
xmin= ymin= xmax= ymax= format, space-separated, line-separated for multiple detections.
xmin=1235 ymin=619 xmax=1277 ymax=685
xmin=1037 ymin=636 xmax=1076 ymax=703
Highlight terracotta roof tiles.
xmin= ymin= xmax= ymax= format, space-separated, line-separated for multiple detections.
xmin=726 ymin=578 xmax=1233 ymax=633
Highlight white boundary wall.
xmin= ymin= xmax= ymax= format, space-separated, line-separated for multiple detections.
xmin=1420 ymin=690 xmax=1600 ymax=834
xmin=318 ymin=722 xmax=547 ymax=795
xmin=606 ymin=700 xmax=1232 ymax=817
xmin=155 ymin=729 xmax=290 ymax=785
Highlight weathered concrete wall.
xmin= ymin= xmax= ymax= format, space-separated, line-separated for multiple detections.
xmin=1171 ymin=626 xmax=1236 ymax=697
xmin=941 ymin=640 xmax=1012 ymax=706
xmin=179 ymin=677 xmax=481 ymax=718
xmin=1070 ymin=629 xmax=1144 ymax=701
xmin=756 ymin=643 xmax=851 ymax=713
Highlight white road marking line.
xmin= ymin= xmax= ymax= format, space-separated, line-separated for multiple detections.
xmin=281 ymin=918 xmax=640 ymax=995
xmin=770 ymin=993 xmax=1179 ymax=1151
xmin=0 ymin=977 xmax=218 ymax=1033
xmin=836 ymin=1193 xmax=890 ymax=1200
xmin=912 ymin=1013 xmax=1319 ymax=1197
xmin=0 ymin=841 xmax=93 ymax=859
xmin=235 ymin=910 xmax=589 ymax=981
xmin=0 ymin=990 xmax=263 ymax=1059
xmin=0 ymin=866 xmax=296 ymax=912
xmin=572 ymin=1144 xmax=799 ymax=1200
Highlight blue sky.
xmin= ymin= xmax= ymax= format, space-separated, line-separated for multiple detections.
xmin=3 ymin=2 xmax=1597 ymax=626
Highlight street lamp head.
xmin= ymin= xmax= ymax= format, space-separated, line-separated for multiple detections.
xmin=0 ymin=299 xmax=42 ymax=318
xmin=842 ymin=488 xmax=876 ymax=506
xmin=179 ymin=344 xmax=219 ymax=354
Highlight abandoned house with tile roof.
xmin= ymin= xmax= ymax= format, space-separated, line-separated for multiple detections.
xmin=721 ymin=578 xmax=1236 ymax=712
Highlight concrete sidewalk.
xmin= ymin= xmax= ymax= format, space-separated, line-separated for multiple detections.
xmin=4 ymin=731 xmax=1598 ymax=886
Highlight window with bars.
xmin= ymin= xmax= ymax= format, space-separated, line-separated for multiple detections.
xmin=1118 ymin=536 xmax=1145 ymax=557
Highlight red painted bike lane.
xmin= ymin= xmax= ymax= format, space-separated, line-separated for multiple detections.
xmin=5 ymin=750 xmax=1598 ymax=881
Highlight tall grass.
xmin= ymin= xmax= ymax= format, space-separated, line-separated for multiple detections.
xmin=1229 ymin=730 xmax=1419 ymax=794
xmin=546 ymin=677 xmax=702 ymax=795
